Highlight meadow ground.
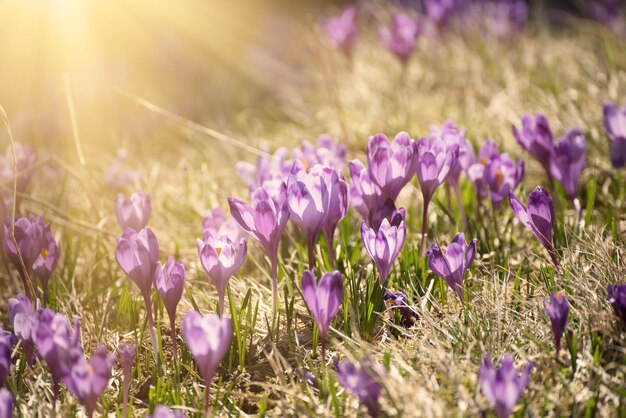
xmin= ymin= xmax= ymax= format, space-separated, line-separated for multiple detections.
xmin=1 ymin=4 xmax=626 ymax=418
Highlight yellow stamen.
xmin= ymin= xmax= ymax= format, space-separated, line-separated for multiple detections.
xmin=555 ymin=291 xmax=564 ymax=301
xmin=495 ymin=169 xmax=503 ymax=189
xmin=481 ymin=157 xmax=489 ymax=166
xmin=301 ymin=159 xmax=309 ymax=171
xmin=86 ymin=363 xmax=93 ymax=374
xmin=216 ymin=247 xmax=222 ymax=256
xmin=40 ymin=248 xmax=49 ymax=259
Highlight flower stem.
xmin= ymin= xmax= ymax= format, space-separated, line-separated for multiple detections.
xmin=122 ymin=369 xmax=130 ymax=417
xmin=270 ymin=253 xmax=279 ymax=332
xmin=325 ymin=232 xmax=335 ymax=268
xmin=143 ymin=292 xmax=159 ymax=361
xmin=453 ymin=183 xmax=466 ymax=227
xmin=307 ymin=240 xmax=315 ymax=271
xmin=419 ymin=198 xmax=431 ymax=258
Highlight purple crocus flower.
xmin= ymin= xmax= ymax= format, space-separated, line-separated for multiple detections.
xmin=202 ymin=208 xmax=243 ymax=241
xmin=478 ymin=355 xmax=532 ymax=418
xmin=118 ymin=343 xmax=136 ymax=418
xmin=103 ymin=149 xmax=139 ymax=190
xmin=301 ymin=270 xmax=343 ymax=355
xmin=335 ymin=358 xmax=383 ymax=417
xmin=0 ymin=330 xmax=11 ymax=387
xmin=425 ymin=232 xmax=476 ymax=305
xmin=293 ymin=135 xmax=347 ymax=170
xmin=154 ymin=257 xmax=185 ymax=358
xmin=229 ymin=184 xmax=288 ymax=314
xmin=348 ymin=159 xmax=384 ymax=226
xmin=587 ymin=1 xmax=626 ymax=34
xmin=64 ymin=346 xmax=115 ymax=418
xmin=314 ymin=166 xmax=348 ymax=267
xmin=33 ymin=310 xmax=82 ymax=409
xmin=380 ymin=12 xmax=421 ymax=65
xmin=8 ymin=293 xmax=38 ymax=365
xmin=544 ymin=291 xmax=569 ymax=355
xmin=182 ymin=310 xmax=232 ymax=411
xmin=115 ymin=228 xmax=160 ymax=352
xmin=466 ymin=139 xmax=500 ymax=198
xmin=424 ymin=0 xmax=462 ymax=27
xmin=2 ymin=215 xmax=46 ymax=297
xmin=197 ymin=232 xmax=247 ymax=316
xmin=603 ymin=101 xmax=626 ymax=168
xmin=287 ymin=165 xmax=330 ymax=270
xmin=512 ymin=113 xmax=554 ymax=182
xmin=0 ymin=388 xmax=12 ymax=418
xmin=148 ymin=405 xmax=184 ymax=418
xmin=361 ymin=209 xmax=407 ymax=283
xmin=0 ymin=142 xmax=36 ymax=194
xmin=550 ymin=129 xmax=586 ymax=200
xmin=31 ymin=225 xmax=59 ymax=302
xmin=483 ymin=0 xmax=528 ymax=39
xmin=483 ymin=153 xmax=524 ymax=210
xmin=320 ymin=5 xmax=358 ymax=58
xmin=235 ymin=148 xmax=288 ymax=196
xmin=416 ymin=137 xmax=459 ymax=255
xmin=509 ymin=186 xmax=558 ymax=268
xmin=607 ymin=283 xmax=626 ymax=324
xmin=384 ymin=290 xmax=414 ymax=327
xmin=114 ymin=191 xmax=151 ymax=231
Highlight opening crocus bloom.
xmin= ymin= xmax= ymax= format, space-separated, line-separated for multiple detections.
xmin=479 ymin=355 xmax=532 ymax=418
xmin=544 ymin=291 xmax=569 ymax=355
xmin=509 ymin=186 xmax=558 ymax=268
xmin=64 ymin=346 xmax=116 ymax=418
xmin=31 ymin=226 xmax=59 ymax=299
xmin=416 ymin=137 xmax=459 ymax=204
xmin=2 ymin=215 xmax=46 ymax=278
xmin=314 ymin=166 xmax=348 ymax=267
xmin=429 ymin=121 xmax=474 ymax=188
xmin=603 ymin=101 xmax=626 ymax=168
xmin=366 ymin=132 xmax=418 ymax=203
xmin=182 ymin=310 xmax=232 ymax=411
xmin=320 ymin=6 xmax=358 ymax=58
xmin=607 ymin=283 xmax=626 ymax=324
xmin=467 ymin=139 xmax=500 ymax=197
xmin=348 ymin=159 xmax=383 ymax=225
xmin=301 ymin=270 xmax=343 ymax=349
xmin=483 ymin=153 xmax=524 ymax=210
xmin=549 ymin=129 xmax=586 ymax=201
xmin=197 ymin=232 xmax=247 ymax=315
xmin=361 ymin=209 xmax=407 ymax=284
xmin=114 ymin=191 xmax=152 ymax=231
xmin=512 ymin=113 xmax=554 ymax=179
xmin=425 ymin=232 xmax=476 ymax=305
xmin=335 ymin=358 xmax=383 ymax=417
xmin=0 ymin=388 xmax=12 ymax=418
xmin=202 ymin=207 xmax=243 ymax=242
xmin=379 ymin=12 xmax=421 ymax=64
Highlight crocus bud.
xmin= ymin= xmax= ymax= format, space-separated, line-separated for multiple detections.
xmin=425 ymin=232 xmax=476 ymax=305
xmin=64 ymin=346 xmax=115 ymax=418
xmin=348 ymin=159 xmax=383 ymax=224
xmin=0 ymin=388 xmax=12 ymax=418
xmin=114 ymin=191 xmax=151 ymax=231
xmin=197 ymin=232 xmax=247 ymax=316
xmin=367 ymin=132 xmax=418 ymax=203
xmin=478 ymin=355 xmax=532 ymax=418
xmin=301 ymin=270 xmax=343 ymax=352
xmin=512 ymin=113 xmax=554 ymax=179
xmin=320 ymin=5 xmax=358 ymax=58
xmin=313 ymin=166 xmax=348 ymax=266
xmin=603 ymin=101 xmax=626 ymax=168
xmin=34 ymin=310 xmax=82 ymax=408
xmin=182 ymin=310 xmax=232 ymax=411
xmin=361 ymin=210 xmax=407 ymax=284
xmin=544 ymin=291 xmax=570 ymax=355
xmin=31 ymin=226 xmax=59 ymax=299
xmin=116 ymin=228 xmax=160 ymax=302
xmin=550 ymin=129 xmax=586 ymax=201
xmin=0 ymin=330 xmax=11 ymax=387
xmin=424 ymin=0 xmax=460 ymax=27
xmin=466 ymin=139 xmax=505 ymax=198
xmin=8 ymin=294 xmax=38 ymax=365
xmin=607 ymin=283 xmax=626 ymax=324
xmin=335 ymin=358 xmax=383 ymax=417
xmin=380 ymin=12 xmax=421 ymax=64
xmin=154 ymin=257 xmax=185 ymax=323
xmin=509 ymin=187 xmax=558 ymax=268
xmin=484 ymin=0 xmax=528 ymax=39
xmin=416 ymin=138 xmax=459 ymax=205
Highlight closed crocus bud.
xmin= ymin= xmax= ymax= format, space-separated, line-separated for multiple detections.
xmin=335 ymin=358 xmax=383 ymax=417
xmin=509 ymin=187 xmax=558 ymax=268
xmin=544 ymin=291 xmax=570 ymax=355
xmin=182 ymin=310 xmax=232 ymax=411
xmin=2 ymin=215 xmax=46 ymax=279
xmin=301 ymin=270 xmax=343 ymax=354
xmin=425 ymin=232 xmax=476 ymax=305
xmin=603 ymin=101 xmax=626 ymax=168
xmin=512 ymin=113 xmax=554 ymax=180
xmin=34 ymin=310 xmax=82 ymax=409
xmin=416 ymin=137 xmax=459 ymax=206
xmin=116 ymin=228 xmax=160 ymax=302
xmin=478 ymin=355 xmax=532 ymax=418
xmin=361 ymin=210 xmax=407 ymax=284
xmin=607 ymin=283 xmax=626 ymax=324
xmin=380 ymin=12 xmax=421 ymax=64
xmin=0 ymin=388 xmax=12 ymax=418
xmin=32 ymin=226 xmax=59 ymax=300
xmin=64 ymin=346 xmax=115 ymax=418
xmin=114 ymin=191 xmax=151 ymax=231
xmin=550 ymin=129 xmax=586 ymax=200
xmin=483 ymin=153 xmax=524 ymax=210
xmin=367 ymin=132 xmax=418 ymax=203
xmin=8 ymin=294 xmax=38 ymax=366
xmin=288 ymin=165 xmax=330 ymax=269
xmin=348 ymin=159 xmax=383 ymax=224
xmin=321 ymin=5 xmax=358 ymax=58
xmin=0 ymin=330 xmax=11 ymax=387
xmin=149 ymin=405 xmax=184 ymax=418
xmin=197 ymin=232 xmax=247 ymax=316
xmin=154 ymin=257 xmax=185 ymax=323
